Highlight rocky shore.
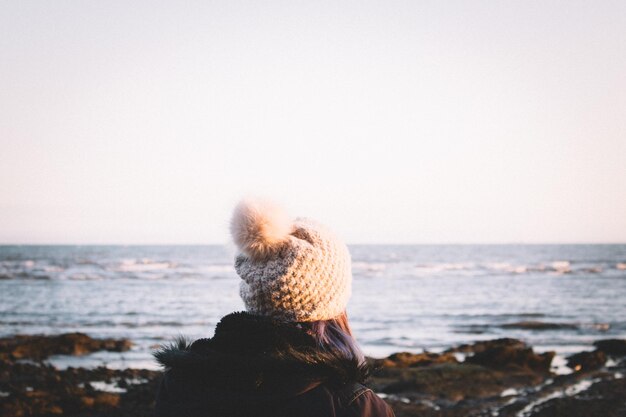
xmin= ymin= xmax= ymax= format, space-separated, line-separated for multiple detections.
xmin=1 ymin=333 xmax=625 ymax=417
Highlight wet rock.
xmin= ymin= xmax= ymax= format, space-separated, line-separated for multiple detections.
xmin=0 ymin=333 xmax=132 ymax=361
xmin=373 ymin=351 xmax=458 ymax=368
xmin=0 ymin=359 xmax=160 ymax=417
xmin=566 ymin=350 xmax=607 ymax=371
xmin=94 ymin=392 xmax=121 ymax=407
xmin=501 ymin=321 xmax=577 ymax=330
xmin=1 ymin=333 xmax=622 ymax=417
xmin=381 ymin=400 xmax=440 ymax=417
xmin=593 ymin=339 xmax=626 ymax=356
xmin=445 ymin=338 xmax=526 ymax=354
xmin=465 ymin=342 xmax=554 ymax=374
xmin=527 ymin=378 xmax=626 ymax=417
xmin=370 ymin=362 xmax=544 ymax=401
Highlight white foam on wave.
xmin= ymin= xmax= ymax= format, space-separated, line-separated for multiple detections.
xmin=2 ymin=256 xmax=613 ymax=281
xmin=550 ymin=261 xmax=571 ymax=274
xmin=57 ymin=265 xmax=110 ymax=280
xmin=409 ymin=261 xmax=599 ymax=276
xmin=43 ymin=265 xmax=64 ymax=273
xmin=500 ymin=387 xmax=519 ymax=397
xmin=115 ymin=259 xmax=175 ymax=272
xmin=88 ymin=381 xmax=127 ymax=393
xmin=481 ymin=260 xmax=608 ymax=276
xmin=485 ymin=263 xmax=528 ymax=274
xmin=550 ymin=354 xmax=573 ymax=375
xmin=414 ymin=263 xmax=473 ymax=273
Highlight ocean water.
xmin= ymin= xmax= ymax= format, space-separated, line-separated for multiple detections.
xmin=1 ymin=245 xmax=625 ymax=370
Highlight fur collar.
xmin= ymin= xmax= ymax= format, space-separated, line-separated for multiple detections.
xmin=154 ymin=312 xmax=369 ymax=391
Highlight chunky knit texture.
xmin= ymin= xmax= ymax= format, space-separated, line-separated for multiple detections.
xmin=231 ymin=200 xmax=352 ymax=322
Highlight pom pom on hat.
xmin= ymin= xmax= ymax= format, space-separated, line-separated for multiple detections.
xmin=230 ymin=199 xmax=293 ymax=261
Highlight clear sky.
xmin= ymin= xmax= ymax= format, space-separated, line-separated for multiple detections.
xmin=1 ymin=1 xmax=625 ymax=244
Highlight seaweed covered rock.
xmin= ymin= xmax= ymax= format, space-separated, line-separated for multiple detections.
xmin=0 ymin=333 xmax=132 ymax=361
xmin=593 ymin=339 xmax=626 ymax=356
xmin=566 ymin=350 xmax=607 ymax=372
xmin=373 ymin=351 xmax=458 ymax=368
xmin=464 ymin=341 xmax=554 ymax=373
xmin=372 ymin=362 xmax=543 ymax=400
xmin=527 ymin=378 xmax=626 ymax=417
xmin=446 ymin=338 xmax=527 ymax=354
xmin=0 ymin=360 xmax=159 ymax=417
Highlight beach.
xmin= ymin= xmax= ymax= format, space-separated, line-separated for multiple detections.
xmin=1 ymin=332 xmax=625 ymax=416
xmin=3 ymin=0 xmax=626 ymax=413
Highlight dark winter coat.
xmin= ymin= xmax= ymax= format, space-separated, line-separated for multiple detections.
xmin=154 ymin=312 xmax=395 ymax=417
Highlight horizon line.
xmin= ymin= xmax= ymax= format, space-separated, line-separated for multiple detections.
xmin=1 ymin=242 xmax=625 ymax=246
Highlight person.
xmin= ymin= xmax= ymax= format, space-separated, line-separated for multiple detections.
xmin=154 ymin=199 xmax=395 ymax=417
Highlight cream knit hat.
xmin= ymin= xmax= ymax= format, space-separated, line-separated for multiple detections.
xmin=230 ymin=199 xmax=352 ymax=322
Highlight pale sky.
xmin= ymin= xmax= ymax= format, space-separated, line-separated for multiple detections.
xmin=1 ymin=1 xmax=625 ymax=244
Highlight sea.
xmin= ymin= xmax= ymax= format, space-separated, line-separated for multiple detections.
xmin=1 ymin=244 xmax=625 ymax=371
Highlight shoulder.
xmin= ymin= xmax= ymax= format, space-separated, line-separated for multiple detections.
xmin=337 ymin=383 xmax=395 ymax=417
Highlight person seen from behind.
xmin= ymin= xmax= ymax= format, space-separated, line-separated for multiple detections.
xmin=154 ymin=199 xmax=395 ymax=417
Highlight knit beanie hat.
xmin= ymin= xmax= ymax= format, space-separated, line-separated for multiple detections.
xmin=230 ymin=199 xmax=352 ymax=322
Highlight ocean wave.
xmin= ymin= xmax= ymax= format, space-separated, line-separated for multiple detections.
xmin=118 ymin=321 xmax=187 ymax=328
xmin=0 ymin=273 xmax=51 ymax=280
xmin=0 ymin=251 xmax=624 ymax=281
xmin=415 ymin=263 xmax=475 ymax=273
xmin=478 ymin=260 xmax=574 ymax=275
xmin=455 ymin=320 xmax=613 ymax=333
xmin=403 ymin=260 xmax=621 ymax=277
xmin=61 ymin=273 xmax=107 ymax=281
xmin=112 ymin=259 xmax=176 ymax=272
xmin=352 ymin=262 xmax=386 ymax=272
xmin=200 ymin=264 xmax=234 ymax=273
xmin=444 ymin=313 xmax=547 ymax=319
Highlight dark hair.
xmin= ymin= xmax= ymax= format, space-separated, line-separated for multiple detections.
xmin=300 ymin=311 xmax=365 ymax=364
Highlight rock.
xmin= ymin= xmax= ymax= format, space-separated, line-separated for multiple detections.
xmin=0 ymin=333 xmax=132 ymax=361
xmin=566 ymin=350 xmax=607 ymax=371
xmin=0 ymin=358 xmax=160 ymax=417
xmin=446 ymin=338 xmax=527 ymax=354
xmin=1 ymin=333 xmax=622 ymax=417
xmin=79 ymin=396 xmax=96 ymax=407
xmin=94 ymin=392 xmax=121 ymax=407
xmin=374 ymin=351 xmax=458 ymax=368
xmin=527 ymin=378 xmax=626 ymax=417
xmin=381 ymin=400 xmax=442 ymax=417
xmin=46 ymin=405 xmax=64 ymax=414
xmin=593 ymin=339 xmax=626 ymax=356
xmin=501 ymin=321 xmax=577 ymax=330
xmin=370 ymin=362 xmax=545 ymax=400
xmin=465 ymin=343 xmax=554 ymax=374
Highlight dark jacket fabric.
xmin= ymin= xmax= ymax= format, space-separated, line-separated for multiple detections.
xmin=154 ymin=312 xmax=395 ymax=417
